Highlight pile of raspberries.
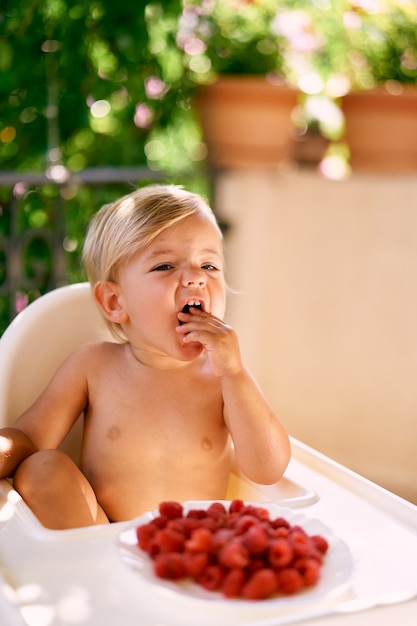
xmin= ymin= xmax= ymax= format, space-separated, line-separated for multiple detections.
xmin=135 ymin=500 xmax=329 ymax=601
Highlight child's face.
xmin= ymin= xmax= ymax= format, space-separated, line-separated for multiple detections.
xmin=115 ymin=212 xmax=226 ymax=364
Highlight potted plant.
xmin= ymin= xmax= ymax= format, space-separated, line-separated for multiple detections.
xmin=297 ymin=0 xmax=417 ymax=174
xmin=180 ymin=0 xmax=301 ymax=167
xmin=146 ymin=0 xmax=309 ymax=168
xmin=339 ymin=0 xmax=417 ymax=171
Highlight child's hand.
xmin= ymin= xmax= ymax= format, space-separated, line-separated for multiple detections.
xmin=176 ymin=307 xmax=242 ymax=378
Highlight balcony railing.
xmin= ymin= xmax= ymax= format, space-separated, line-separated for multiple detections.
xmin=0 ymin=166 xmax=165 ymax=334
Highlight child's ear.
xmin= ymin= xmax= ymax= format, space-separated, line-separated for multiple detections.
xmin=93 ymin=281 xmax=128 ymax=324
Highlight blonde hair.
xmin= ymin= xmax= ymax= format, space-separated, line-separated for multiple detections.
xmin=82 ymin=184 xmax=222 ymax=339
xmin=83 ymin=184 xmax=221 ymax=284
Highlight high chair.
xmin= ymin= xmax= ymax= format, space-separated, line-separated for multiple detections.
xmin=0 ymin=294 xmax=415 ymax=625
xmin=0 ymin=282 xmax=114 ymax=464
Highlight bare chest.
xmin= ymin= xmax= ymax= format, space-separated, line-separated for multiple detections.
xmin=80 ymin=364 xmax=227 ymax=477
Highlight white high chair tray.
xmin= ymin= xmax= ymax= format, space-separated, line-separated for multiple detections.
xmin=0 ymin=438 xmax=416 ymax=626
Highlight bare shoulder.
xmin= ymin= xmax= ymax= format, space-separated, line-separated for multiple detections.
xmin=65 ymin=340 xmax=125 ymax=367
xmin=39 ymin=341 xmax=126 ymax=393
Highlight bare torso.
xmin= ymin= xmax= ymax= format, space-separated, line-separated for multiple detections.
xmin=79 ymin=342 xmax=232 ymax=521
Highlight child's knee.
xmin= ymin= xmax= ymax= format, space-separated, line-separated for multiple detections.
xmin=14 ymin=449 xmax=74 ymax=497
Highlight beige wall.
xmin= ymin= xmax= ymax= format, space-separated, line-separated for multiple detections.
xmin=216 ymin=169 xmax=417 ymax=504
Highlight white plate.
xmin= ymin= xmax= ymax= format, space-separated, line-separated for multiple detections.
xmin=117 ymin=501 xmax=353 ymax=610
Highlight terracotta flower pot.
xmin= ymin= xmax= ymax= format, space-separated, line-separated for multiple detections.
xmin=193 ymin=76 xmax=299 ymax=168
xmin=342 ymin=86 xmax=417 ymax=172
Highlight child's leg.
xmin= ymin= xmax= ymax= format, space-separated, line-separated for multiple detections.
xmin=13 ymin=449 xmax=109 ymax=529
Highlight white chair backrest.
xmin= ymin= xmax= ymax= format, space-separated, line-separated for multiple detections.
xmin=0 ymin=283 xmax=114 ymax=462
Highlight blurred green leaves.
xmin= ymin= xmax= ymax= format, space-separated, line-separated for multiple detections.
xmin=0 ymin=0 xmax=195 ymax=174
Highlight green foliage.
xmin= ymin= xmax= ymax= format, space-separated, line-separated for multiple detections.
xmin=344 ymin=1 xmax=417 ymax=89
xmin=173 ymin=0 xmax=293 ymax=81
xmin=0 ymin=0 xmax=186 ymax=172
xmin=0 ymin=0 xmax=210 ymax=335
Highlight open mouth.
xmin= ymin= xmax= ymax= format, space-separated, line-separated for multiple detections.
xmin=179 ymin=301 xmax=203 ymax=325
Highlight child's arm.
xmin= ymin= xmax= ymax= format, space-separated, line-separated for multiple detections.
xmin=0 ymin=344 xmax=92 ymax=477
xmin=220 ymin=368 xmax=291 ymax=484
xmin=177 ymin=310 xmax=291 ymax=484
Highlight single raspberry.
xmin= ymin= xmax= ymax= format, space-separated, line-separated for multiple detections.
xmin=294 ymin=558 xmax=321 ymax=586
xmin=218 ymin=539 xmax=250 ymax=569
xmin=311 ymin=534 xmax=329 ymax=554
xmin=212 ymin=528 xmax=235 ymax=551
xmin=250 ymin=506 xmax=271 ymax=521
xmin=154 ymin=552 xmax=187 ymax=580
xmin=206 ymin=502 xmax=227 ymax=519
xmin=272 ymin=526 xmax=290 ymax=539
xmin=276 ymin=568 xmax=304 ymax=594
xmin=268 ymin=538 xmax=294 ymax=568
xmin=185 ymin=526 xmax=214 ymax=553
xmin=184 ymin=552 xmax=210 ymax=578
xmin=229 ymin=499 xmax=245 ymax=514
xmin=158 ymin=501 xmax=183 ymax=520
xmin=166 ymin=518 xmax=188 ymax=534
xmin=154 ymin=528 xmax=185 ymax=553
xmin=289 ymin=529 xmax=313 ymax=557
xmin=306 ymin=547 xmax=324 ymax=564
xmin=196 ymin=564 xmax=224 ymax=591
xmin=233 ymin=514 xmax=258 ymax=533
xmin=150 ymin=515 xmax=168 ymax=530
xmin=242 ymin=523 xmax=269 ymax=555
xmin=221 ymin=568 xmax=246 ymax=598
xmin=271 ymin=517 xmax=290 ymax=530
xmin=136 ymin=523 xmax=156 ymax=551
xmin=178 ymin=516 xmax=202 ymax=536
xmin=147 ymin=537 xmax=162 ymax=558
xmin=241 ymin=569 xmax=278 ymax=600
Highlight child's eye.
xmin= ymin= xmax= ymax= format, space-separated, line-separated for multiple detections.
xmin=202 ymin=264 xmax=218 ymax=271
xmin=152 ymin=263 xmax=173 ymax=271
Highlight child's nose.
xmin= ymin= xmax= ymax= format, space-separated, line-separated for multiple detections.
xmin=183 ymin=268 xmax=206 ymax=287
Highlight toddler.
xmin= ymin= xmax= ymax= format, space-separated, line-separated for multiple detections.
xmin=0 ymin=184 xmax=290 ymax=529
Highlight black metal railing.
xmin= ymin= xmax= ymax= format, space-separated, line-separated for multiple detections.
xmin=0 ymin=166 xmax=165 ymax=334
